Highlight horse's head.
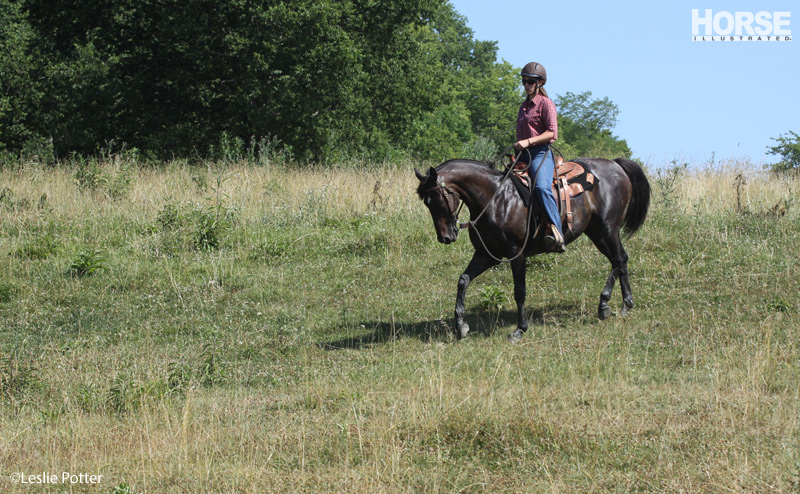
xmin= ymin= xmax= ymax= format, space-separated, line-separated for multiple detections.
xmin=415 ymin=167 xmax=460 ymax=244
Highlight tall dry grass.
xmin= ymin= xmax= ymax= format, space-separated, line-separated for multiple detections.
xmin=2 ymin=157 xmax=798 ymax=223
xmin=1 ymin=157 xmax=799 ymax=493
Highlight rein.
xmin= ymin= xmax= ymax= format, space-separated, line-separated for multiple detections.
xmin=467 ymin=147 xmax=550 ymax=263
xmin=435 ymin=146 xmax=551 ymax=263
xmin=458 ymin=145 xmax=517 ymax=231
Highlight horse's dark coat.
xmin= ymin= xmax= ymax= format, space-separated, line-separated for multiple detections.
xmin=416 ymin=157 xmax=651 ymax=340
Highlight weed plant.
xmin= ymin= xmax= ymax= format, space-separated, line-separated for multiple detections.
xmin=68 ymin=248 xmax=107 ymax=277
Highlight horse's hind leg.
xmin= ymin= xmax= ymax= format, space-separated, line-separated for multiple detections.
xmin=587 ymin=231 xmax=632 ymax=320
xmin=618 ymin=258 xmax=634 ymax=316
xmin=455 ymin=252 xmax=498 ymax=339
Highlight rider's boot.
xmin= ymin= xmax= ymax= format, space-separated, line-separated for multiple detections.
xmin=543 ymin=224 xmax=566 ymax=253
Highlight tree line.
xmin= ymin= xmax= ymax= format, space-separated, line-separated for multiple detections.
xmin=1 ymin=0 xmax=630 ymax=164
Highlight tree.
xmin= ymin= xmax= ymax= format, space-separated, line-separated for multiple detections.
xmin=555 ymin=91 xmax=630 ymax=158
xmin=0 ymin=0 xmax=43 ymax=154
xmin=401 ymin=2 xmax=522 ymax=161
xmin=556 ymin=91 xmax=619 ymax=132
xmin=4 ymin=0 xmax=633 ymax=163
xmin=19 ymin=0 xmax=451 ymax=161
xmin=766 ymin=130 xmax=800 ymax=173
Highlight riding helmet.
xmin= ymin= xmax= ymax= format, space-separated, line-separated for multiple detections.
xmin=521 ymin=62 xmax=547 ymax=84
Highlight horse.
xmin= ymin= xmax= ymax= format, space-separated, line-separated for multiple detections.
xmin=415 ymin=156 xmax=651 ymax=341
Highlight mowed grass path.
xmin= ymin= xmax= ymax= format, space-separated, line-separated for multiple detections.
xmin=1 ymin=161 xmax=799 ymax=493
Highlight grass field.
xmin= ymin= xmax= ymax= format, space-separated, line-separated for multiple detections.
xmin=1 ymin=158 xmax=799 ymax=493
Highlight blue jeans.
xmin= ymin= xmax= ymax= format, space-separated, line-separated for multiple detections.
xmin=518 ymin=145 xmax=563 ymax=235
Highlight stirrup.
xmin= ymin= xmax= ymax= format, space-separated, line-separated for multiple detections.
xmin=543 ymin=226 xmax=565 ymax=253
xmin=543 ymin=235 xmax=565 ymax=253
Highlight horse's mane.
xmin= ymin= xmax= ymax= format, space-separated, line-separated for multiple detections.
xmin=439 ymin=159 xmax=497 ymax=171
xmin=416 ymin=159 xmax=500 ymax=199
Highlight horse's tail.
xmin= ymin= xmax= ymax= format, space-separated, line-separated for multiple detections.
xmin=613 ymin=157 xmax=650 ymax=237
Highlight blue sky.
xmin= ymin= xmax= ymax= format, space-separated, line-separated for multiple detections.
xmin=448 ymin=0 xmax=798 ymax=167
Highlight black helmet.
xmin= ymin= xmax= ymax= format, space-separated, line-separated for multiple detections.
xmin=521 ymin=62 xmax=547 ymax=84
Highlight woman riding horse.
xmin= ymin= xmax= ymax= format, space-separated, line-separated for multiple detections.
xmin=515 ymin=62 xmax=565 ymax=253
xmin=415 ymin=155 xmax=650 ymax=342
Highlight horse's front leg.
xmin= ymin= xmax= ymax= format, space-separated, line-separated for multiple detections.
xmin=455 ymin=252 xmax=498 ymax=339
xmin=508 ymin=257 xmax=528 ymax=343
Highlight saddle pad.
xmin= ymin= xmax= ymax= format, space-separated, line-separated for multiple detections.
xmin=510 ymin=173 xmax=532 ymax=207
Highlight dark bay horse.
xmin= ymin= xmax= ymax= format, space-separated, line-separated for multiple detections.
xmin=415 ymin=157 xmax=650 ymax=341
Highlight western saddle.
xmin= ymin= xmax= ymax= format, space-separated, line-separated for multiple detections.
xmin=510 ymin=154 xmax=596 ymax=233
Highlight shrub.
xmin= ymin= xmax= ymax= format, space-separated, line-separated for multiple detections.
xmin=478 ymin=285 xmax=506 ymax=312
xmin=74 ymin=157 xmax=106 ymax=192
xmin=112 ymin=483 xmax=135 ymax=494
xmin=191 ymin=205 xmax=233 ymax=251
xmin=74 ymin=156 xmax=133 ymax=199
xmin=458 ymin=135 xmax=501 ymax=163
xmin=155 ymin=202 xmax=237 ymax=253
xmin=766 ymin=130 xmax=800 ymax=173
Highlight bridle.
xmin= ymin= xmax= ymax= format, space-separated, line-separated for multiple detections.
xmin=422 ymin=177 xmax=464 ymax=232
xmin=422 ymin=146 xmax=553 ymax=263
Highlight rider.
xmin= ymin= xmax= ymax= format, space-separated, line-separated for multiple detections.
xmin=514 ymin=62 xmax=565 ymax=253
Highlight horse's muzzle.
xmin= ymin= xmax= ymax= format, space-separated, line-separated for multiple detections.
xmin=438 ymin=226 xmax=458 ymax=244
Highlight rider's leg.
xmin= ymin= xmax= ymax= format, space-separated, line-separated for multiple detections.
xmin=528 ymin=146 xmax=565 ymax=252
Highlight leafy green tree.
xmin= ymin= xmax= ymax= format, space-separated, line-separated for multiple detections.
xmin=5 ymin=0 xmax=632 ymax=163
xmin=462 ymin=60 xmax=521 ymax=150
xmin=555 ymin=91 xmax=631 ymax=158
xmin=400 ymin=2 xmax=522 ymax=161
xmin=21 ymin=0 xmax=449 ymax=161
xmin=766 ymin=130 xmax=800 ymax=173
xmin=557 ymin=91 xmax=620 ymax=131
xmin=0 ymin=0 xmax=43 ymax=154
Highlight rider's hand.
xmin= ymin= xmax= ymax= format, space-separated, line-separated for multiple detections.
xmin=514 ymin=139 xmax=530 ymax=151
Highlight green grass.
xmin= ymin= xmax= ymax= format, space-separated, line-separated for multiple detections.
xmin=1 ymin=160 xmax=799 ymax=493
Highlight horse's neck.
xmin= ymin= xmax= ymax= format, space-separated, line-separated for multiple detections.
xmin=443 ymin=164 xmax=502 ymax=211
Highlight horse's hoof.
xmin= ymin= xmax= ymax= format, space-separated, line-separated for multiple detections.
xmin=508 ymin=328 xmax=525 ymax=343
xmin=598 ymin=306 xmax=612 ymax=320
xmin=457 ymin=323 xmax=470 ymax=340
xmin=621 ymin=301 xmax=634 ymax=317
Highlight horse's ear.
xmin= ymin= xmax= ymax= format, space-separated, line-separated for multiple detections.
xmin=428 ymin=167 xmax=437 ymax=180
xmin=414 ymin=168 xmax=427 ymax=182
